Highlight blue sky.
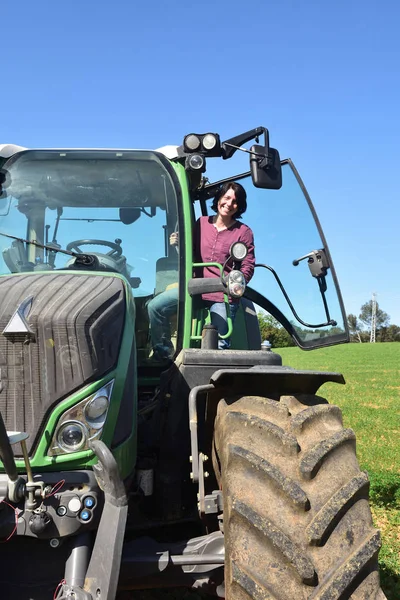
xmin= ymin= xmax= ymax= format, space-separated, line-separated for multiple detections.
xmin=2 ymin=0 xmax=399 ymax=326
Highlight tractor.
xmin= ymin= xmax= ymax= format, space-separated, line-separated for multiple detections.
xmin=0 ymin=127 xmax=385 ymax=599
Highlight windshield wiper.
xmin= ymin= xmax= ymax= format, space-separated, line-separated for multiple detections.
xmin=0 ymin=231 xmax=97 ymax=267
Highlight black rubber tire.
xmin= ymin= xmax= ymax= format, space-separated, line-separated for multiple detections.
xmin=213 ymin=394 xmax=386 ymax=600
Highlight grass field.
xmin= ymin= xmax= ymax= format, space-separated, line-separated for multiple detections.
xmin=278 ymin=342 xmax=400 ymax=599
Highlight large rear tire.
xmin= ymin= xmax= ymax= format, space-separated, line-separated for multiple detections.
xmin=213 ymin=394 xmax=386 ymax=599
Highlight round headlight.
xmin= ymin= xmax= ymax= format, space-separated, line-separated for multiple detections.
xmin=184 ymin=134 xmax=201 ymax=151
xmin=230 ymin=242 xmax=248 ymax=261
xmin=231 ymin=284 xmax=244 ymax=297
xmin=230 ymin=270 xmax=244 ymax=282
xmin=228 ymin=270 xmax=246 ymax=298
xmin=57 ymin=421 xmax=87 ymax=452
xmin=187 ymin=154 xmax=204 ymax=170
xmin=202 ymin=134 xmax=217 ymax=151
xmin=84 ymin=395 xmax=109 ymax=428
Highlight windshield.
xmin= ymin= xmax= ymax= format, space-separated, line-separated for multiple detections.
xmin=200 ymin=161 xmax=347 ymax=348
xmin=0 ymin=150 xmax=179 ymax=297
xmin=0 ymin=150 xmax=180 ymax=366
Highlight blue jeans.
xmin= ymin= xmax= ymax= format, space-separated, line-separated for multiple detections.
xmin=147 ymin=288 xmax=178 ymax=358
xmin=148 ymin=291 xmax=239 ymax=356
xmin=205 ymin=301 xmax=240 ymax=350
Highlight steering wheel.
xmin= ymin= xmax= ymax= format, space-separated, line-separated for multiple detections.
xmin=66 ymin=239 xmax=123 ymax=258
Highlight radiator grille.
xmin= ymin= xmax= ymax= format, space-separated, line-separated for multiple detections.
xmin=0 ymin=273 xmax=125 ymax=455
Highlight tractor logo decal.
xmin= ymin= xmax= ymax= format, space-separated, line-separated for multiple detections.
xmin=2 ymin=296 xmax=35 ymax=341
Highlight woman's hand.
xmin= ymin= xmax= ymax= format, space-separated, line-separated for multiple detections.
xmin=170 ymin=232 xmax=179 ymax=246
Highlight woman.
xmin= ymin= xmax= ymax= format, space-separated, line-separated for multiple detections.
xmin=148 ymin=181 xmax=255 ymax=358
xmin=194 ymin=181 xmax=255 ymax=349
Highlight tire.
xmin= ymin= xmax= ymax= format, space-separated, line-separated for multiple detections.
xmin=213 ymin=394 xmax=386 ymax=600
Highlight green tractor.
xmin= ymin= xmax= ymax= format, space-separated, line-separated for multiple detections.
xmin=0 ymin=128 xmax=385 ymax=599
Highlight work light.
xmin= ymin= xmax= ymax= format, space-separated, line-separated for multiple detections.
xmin=185 ymin=154 xmax=205 ymax=172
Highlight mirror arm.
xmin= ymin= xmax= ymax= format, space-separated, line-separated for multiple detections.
xmin=255 ymin=263 xmax=336 ymax=328
xmin=222 ymin=143 xmax=266 ymax=159
xmin=141 ymin=207 xmax=156 ymax=218
xmin=222 ymin=127 xmax=269 ymax=159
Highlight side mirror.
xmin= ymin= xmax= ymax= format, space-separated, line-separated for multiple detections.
xmin=250 ymin=145 xmax=282 ymax=190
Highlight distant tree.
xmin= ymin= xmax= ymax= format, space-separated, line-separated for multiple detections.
xmin=377 ymin=324 xmax=400 ymax=342
xmin=257 ymin=312 xmax=294 ymax=348
xmin=359 ymin=300 xmax=390 ymax=331
xmin=347 ymin=313 xmax=362 ymax=343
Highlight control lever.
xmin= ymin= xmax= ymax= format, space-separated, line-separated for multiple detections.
xmin=293 ymin=249 xmax=329 ymax=278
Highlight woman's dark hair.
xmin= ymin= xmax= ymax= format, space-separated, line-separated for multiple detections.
xmin=211 ymin=182 xmax=247 ymax=219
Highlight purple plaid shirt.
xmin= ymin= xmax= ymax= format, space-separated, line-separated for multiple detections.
xmin=194 ymin=216 xmax=255 ymax=303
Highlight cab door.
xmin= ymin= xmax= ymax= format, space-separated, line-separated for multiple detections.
xmin=199 ymin=159 xmax=349 ymax=350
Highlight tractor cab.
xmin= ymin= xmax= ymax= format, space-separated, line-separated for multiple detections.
xmin=0 ymin=128 xmax=348 ymax=373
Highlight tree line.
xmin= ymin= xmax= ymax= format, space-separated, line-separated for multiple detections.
xmin=257 ymin=299 xmax=400 ymax=348
xmin=347 ymin=300 xmax=400 ymax=343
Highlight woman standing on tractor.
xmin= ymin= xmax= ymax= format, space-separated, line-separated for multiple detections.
xmin=148 ymin=181 xmax=255 ymax=357
xmin=194 ymin=181 xmax=255 ymax=349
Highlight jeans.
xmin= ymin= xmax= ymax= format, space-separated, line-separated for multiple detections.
xmin=205 ymin=301 xmax=240 ymax=350
xmin=147 ymin=290 xmax=239 ymax=357
xmin=147 ymin=287 xmax=178 ymax=358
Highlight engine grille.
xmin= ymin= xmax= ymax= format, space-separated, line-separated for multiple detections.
xmin=0 ymin=273 xmax=126 ymax=456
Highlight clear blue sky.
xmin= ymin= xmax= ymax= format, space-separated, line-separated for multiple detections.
xmin=2 ymin=0 xmax=399 ymax=325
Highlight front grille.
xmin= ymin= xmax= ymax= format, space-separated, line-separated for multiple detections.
xmin=0 ymin=273 xmax=126 ymax=456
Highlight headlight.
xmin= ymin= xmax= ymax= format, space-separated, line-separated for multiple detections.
xmin=85 ymin=395 xmax=109 ymax=428
xmin=230 ymin=241 xmax=248 ymax=261
xmin=184 ymin=134 xmax=201 ymax=151
xmin=228 ymin=270 xmax=246 ymax=298
xmin=57 ymin=421 xmax=88 ymax=452
xmin=202 ymin=133 xmax=217 ymax=151
xmin=185 ymin=154 xmax=205 ymax=171
xmin=48 ymin=380 xmax=114 ymax=456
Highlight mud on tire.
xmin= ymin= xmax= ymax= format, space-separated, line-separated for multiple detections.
xmin=213 ymin=394 xmax=386 ymax=600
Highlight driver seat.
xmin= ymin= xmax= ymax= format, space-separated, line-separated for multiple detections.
xmin=154 ymin=256 xmax=178 ymax=295
xmin=2 ymin=240 xmax=29 ymax=273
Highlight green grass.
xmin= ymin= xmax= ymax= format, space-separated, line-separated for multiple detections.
xmin=278 ymin=342 xmax=400 ymax=599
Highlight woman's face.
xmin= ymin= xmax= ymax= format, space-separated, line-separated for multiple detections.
xmin=217 ymin=188 xmax=238 ymax=219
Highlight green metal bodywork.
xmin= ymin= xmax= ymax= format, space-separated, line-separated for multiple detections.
xmin=170 ymin=161 xmax=194 ymax=352
xmin=0 ymin=271 xmax=138 ymax=479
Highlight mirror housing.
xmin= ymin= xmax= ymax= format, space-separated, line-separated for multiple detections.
xmin=250 ymin=145 xmax=282 ymax=189
xmin=119 ymin=207 xmax=141 ymax=225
